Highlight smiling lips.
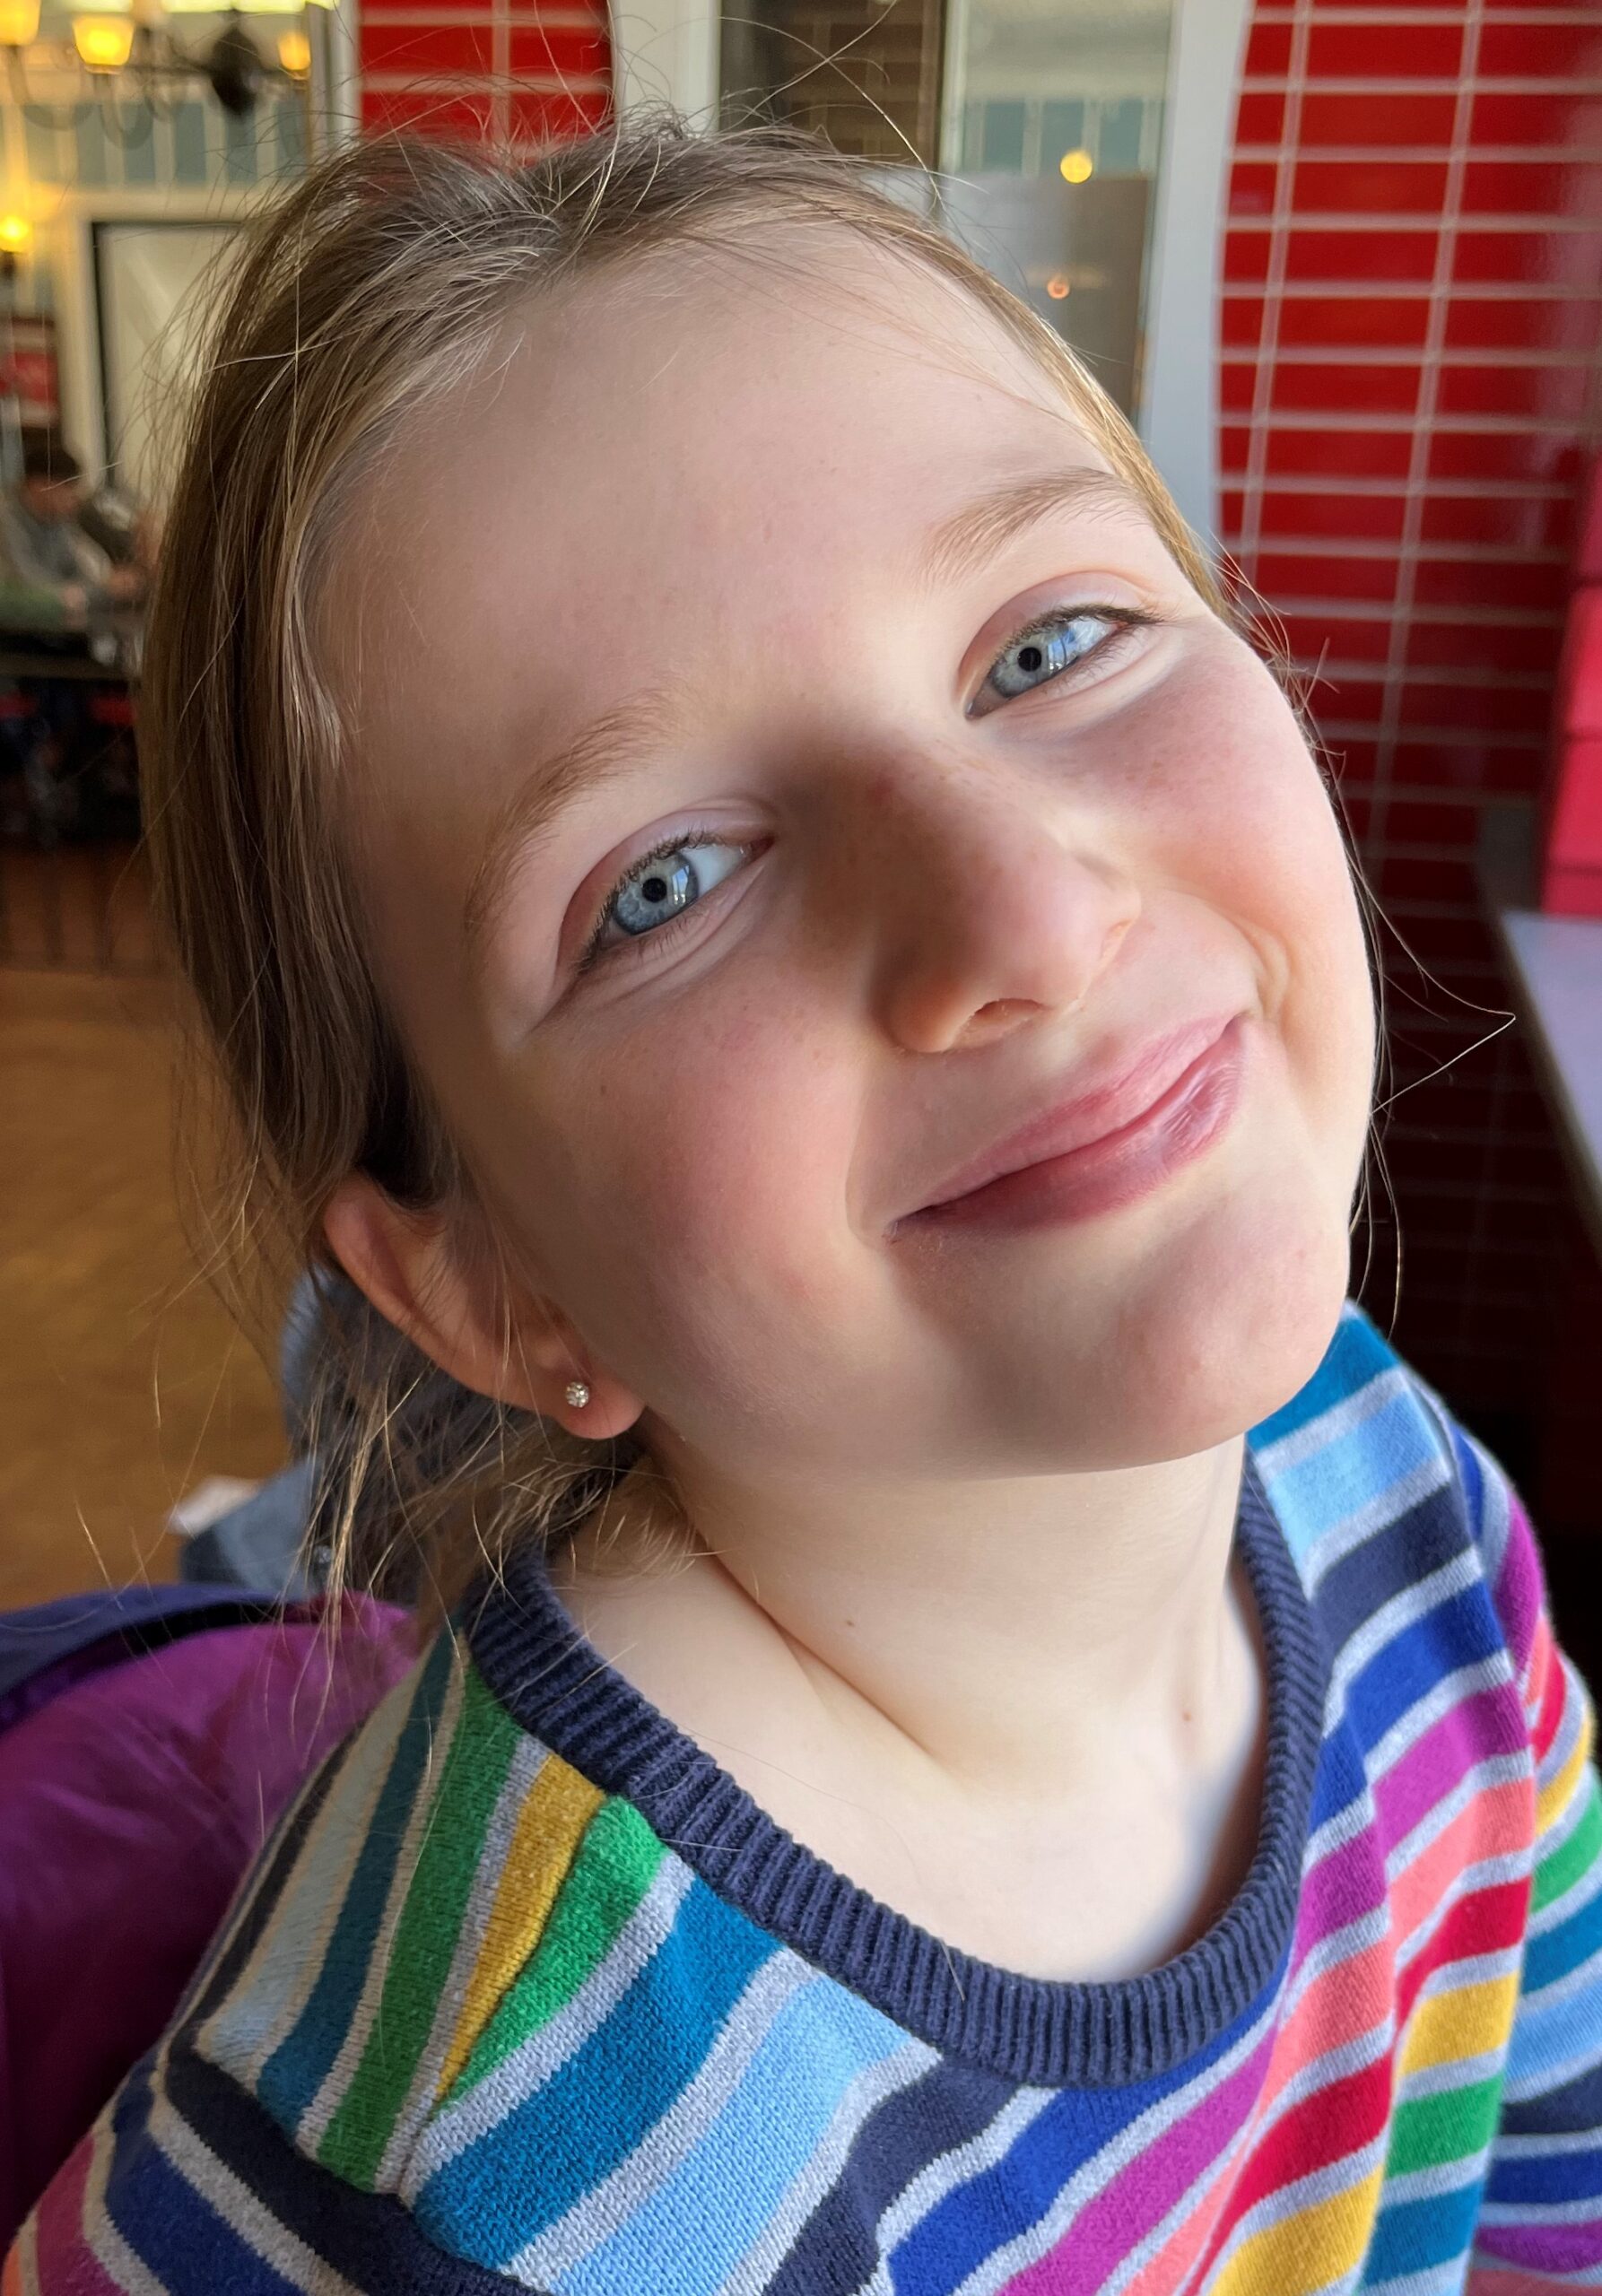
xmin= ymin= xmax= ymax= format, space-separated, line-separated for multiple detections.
xmin=909 ymin=1014 xmax=1248 ymax=1232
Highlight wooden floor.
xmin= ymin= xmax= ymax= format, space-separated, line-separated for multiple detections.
xmin=2 ymin=854 xmax=287 ymax=1606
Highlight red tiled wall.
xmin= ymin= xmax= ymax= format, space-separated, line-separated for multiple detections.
xmin=1220 ymin=0 xmax=1602 ymax=1491
xmin=358 ymin=0 xmax=611 ymax=143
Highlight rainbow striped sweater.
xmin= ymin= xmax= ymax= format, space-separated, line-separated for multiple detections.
xmin=11 ymin=1304 xmax=1602 ymax=2295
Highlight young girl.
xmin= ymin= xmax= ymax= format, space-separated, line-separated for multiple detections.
xmin=11 ymin=122 xmax=1599 ymax=2296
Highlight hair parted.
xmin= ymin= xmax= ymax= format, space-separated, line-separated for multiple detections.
xmin=144 ymin=113 xmax=1229 ymax=1611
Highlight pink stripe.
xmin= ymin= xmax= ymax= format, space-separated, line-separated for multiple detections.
xmin=1003 ymin=2035 xmax=1276 ymax=2293
xmin=29 ymin=2130 xmax=125 ymax=2296
xmin=1469 ymin=2275 xmax=1564 ymax=2296
xmin=1116 ymin=1944 xmax=1393 ymax=2296
xmin=1494 ymin=1492 xmax=1545 ymax=1680
xmin=1475 ymin=2219 xmax=1602 ymax=2274
xmin=1371 ymin=1683 xmax=1528 ymax=1853
xmin=1389 ymin=1776 xmax=1533 ymax=1947
xmin=1288 ymin=1824 xmax=1388 ymax=1979
xmin=1010 ymin=1917 xmax=1398 ymax=2296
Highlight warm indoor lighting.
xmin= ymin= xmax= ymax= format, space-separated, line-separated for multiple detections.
xmin=0 ymin=213 xmax=31 ymax=251
xmin=1058 ymin=148 xmax=1094 ymax=184
xmin=276 ymin=23 xmax=309 ymax=70
xmin=1045 ymin=274 xmax=1070 ymax=300
xmin=73 ymin=10 xmax=135 ymax=66
xmin=0 ymin=0 xmax=39 ymax=45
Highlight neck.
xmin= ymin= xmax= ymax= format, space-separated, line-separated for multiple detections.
xmin=594 ymin=1434 xmax=1252 ymax=1795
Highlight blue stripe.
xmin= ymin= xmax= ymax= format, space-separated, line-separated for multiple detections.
xmin=1313 ymin=1487 xmax=1468 ymax=1659
xmin=890 ymin=2013 xmax=1270 ymax=2296
xmin=1501 ymin=2056 xmax=1602 ymax=2140
xmin=257 ymin=1631 xmax=456 ymax=2135
xmin=1340 ymin=1586 xmax=1504 ymax=1758
xmin=764 ymin=2059 xmax=1018 ymax=2296
xmin=1363 ymin=2178 xmax=1484 ymax=2281
xmin=1488 ymin=2143 xmax=1602 ymax=2206
xmin=1258 ymin=1385 xmax=1447 ymax=1574
xmin=1454 ymin=1423 xmax=1486 ymax=1546
xmin=1307 ymin=1722 xmax=1372 ymax=1838
xmin=1249 ymin=1303 xmax=1392 ymax=1452
xmin=1506 ymin=1961 xmax=1602 ymax=2092
xmin=564 ymin=1979 xmax=910 ymax=2296
xmin=416 ymin=1876 xmax=778 ymax=2266
xmin=1527 ymin=1870 xmax=1602 ymax=1996
xmin=103 ymin=2061 xmax=306 ymax=2296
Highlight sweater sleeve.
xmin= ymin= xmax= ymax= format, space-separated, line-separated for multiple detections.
xmin=1452 ymin=1427 xmax=1602 ymax=2292
xmin=4 ymin=2038 xmax=542 ymax=2296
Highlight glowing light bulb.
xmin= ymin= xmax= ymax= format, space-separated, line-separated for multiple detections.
xmin=0 ymin=213 xmax=32 ymax=251
xmin=1058 ymin=149 xmax=1093 ymax=185
xmin=0 ymin=0 xmax=40 ymax=45
xmin=1045 ymin=274 xmax=1070 ymax=300
xmin=73 ymin=12 xmax=135 ymax=69
xmin=277 ymin=24 xmax=309 ymax=71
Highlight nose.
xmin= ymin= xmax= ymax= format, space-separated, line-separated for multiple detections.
xmin=863 ymin=765 xmax=1141 ymax=1057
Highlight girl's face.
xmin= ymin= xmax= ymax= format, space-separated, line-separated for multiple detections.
xmin=337 ymin=232 xmax=1375 ymax=1483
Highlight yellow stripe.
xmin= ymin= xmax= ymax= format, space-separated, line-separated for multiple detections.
xmin=1213 ymin=2166 xmax=1382 ymax=2295
xmin=437 ymin=1755 xmax=604 ymax=2097
xmin=1400 ymin=1974 xmax=1518 ymax=2077
xmin=1538 ymin=1700 xmax=1593 ymax=1836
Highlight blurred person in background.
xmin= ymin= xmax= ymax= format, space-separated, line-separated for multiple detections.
xmin=0 ymin=434 xmax=147 ymax=844
xmin=0 ymin=433 xmax=144 ymax=630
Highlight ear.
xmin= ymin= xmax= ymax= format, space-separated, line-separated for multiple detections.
xmin=322 ymin=1175 xmax=642 ymax=1441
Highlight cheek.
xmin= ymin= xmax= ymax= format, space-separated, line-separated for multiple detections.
xmin=528 ymin=987 xmax=864 ymax=1391
xmin=1127 ymin=657 xmax=1375 ymax=1179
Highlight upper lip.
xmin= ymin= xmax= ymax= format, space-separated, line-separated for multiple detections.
xmin=910 ymin=1013 xmax=1239 ymax=1215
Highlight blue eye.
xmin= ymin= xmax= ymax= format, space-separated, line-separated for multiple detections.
xmin=597 ymin=839 xmax=745 ymax=949
xmin=985 ymin=611 xmax=1122 ymax=703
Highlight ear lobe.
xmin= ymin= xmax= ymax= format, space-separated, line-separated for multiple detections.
xmin=321 ymin=1176 xmax=644 ymax=1439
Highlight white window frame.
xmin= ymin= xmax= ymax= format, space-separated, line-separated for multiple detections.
xmin=606 ymin=0 xmax=1253 ymax=539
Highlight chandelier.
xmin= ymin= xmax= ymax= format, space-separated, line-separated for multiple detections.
xmin=0 ymin=0 xmax=326 ymax=125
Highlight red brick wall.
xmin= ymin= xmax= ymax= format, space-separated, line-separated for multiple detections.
xmin=1220 ymin=0 xmax=1602 ymax=1502
xmin=358 ymin=0 xmax=611 ymax=144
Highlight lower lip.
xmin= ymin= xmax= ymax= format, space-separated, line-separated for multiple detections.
xmin=912 ymin=1016 xmax=1249 ymax=1235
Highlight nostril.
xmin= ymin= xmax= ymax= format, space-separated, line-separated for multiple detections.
xmin=955 ymin=997 xmax=1046 ymax=1048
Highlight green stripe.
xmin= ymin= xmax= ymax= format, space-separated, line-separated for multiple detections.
xmin=1534 ymin=1776 xmax=1602 ymax=1916
xmin=320 ymin=1663 xmax=520 ymax=2186
xmin=451 ymin=1796 xmax=664 ymax=2104
xmin=1388 ymin=2074 xmax=1502 ymax=2178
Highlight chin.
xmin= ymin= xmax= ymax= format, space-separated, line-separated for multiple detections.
xmin=992 ymin=1170 xmax=1356 ymax=1474
xmin=1133 ymin=1193 xmax=1352 ymax=1461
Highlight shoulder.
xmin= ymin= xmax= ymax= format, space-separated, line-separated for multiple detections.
xmin=191 ymin=1627 xmax=651 ymax=2185
xmin=17 ymin=1627 xmax=655 ymax=2291
xmin=1247 ymin=1300 xmax=1540 ymax=1678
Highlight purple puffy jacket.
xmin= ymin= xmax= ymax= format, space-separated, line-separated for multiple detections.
xmin=0 ymin=1586 xmax=416 ymax=2250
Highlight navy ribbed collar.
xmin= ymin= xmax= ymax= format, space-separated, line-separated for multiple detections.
xmin=466 ymin=1458 xmax=1328 ymax=2088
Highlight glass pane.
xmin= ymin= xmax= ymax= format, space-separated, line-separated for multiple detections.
xmin=938 ymin=0 xmax=1176 ymax=416
xmin=719 ymin=0 xmax=945 ymax=165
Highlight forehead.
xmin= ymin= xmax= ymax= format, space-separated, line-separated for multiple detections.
xmin=339 ymin=231 xmax=1118 ymax=710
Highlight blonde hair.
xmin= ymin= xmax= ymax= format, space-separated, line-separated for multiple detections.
xmin=145 ymin=117 xmax=1230 ymax=1608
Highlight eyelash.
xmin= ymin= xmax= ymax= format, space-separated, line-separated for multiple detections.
xmin=577 ymin=822 xmax=736 ymax=976
xmin=973 ymin=603 xmax=1160 ymax=713
xmin=574 ymin=605 xmax=1160 ymax=978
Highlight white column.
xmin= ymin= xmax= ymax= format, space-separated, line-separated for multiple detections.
xmin=1140 ymin=0 xmax=1251 ymax=552
xmin=607 ymin=0 xmax=718 ymax=125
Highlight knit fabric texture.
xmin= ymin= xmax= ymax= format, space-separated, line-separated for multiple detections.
xmin=10 ymin=1302 xmax=1602 ymax=2294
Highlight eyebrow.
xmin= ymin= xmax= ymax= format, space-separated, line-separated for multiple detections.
xmin=463 ymin=685 xmax=684 ymax=972
xmin=919 ymin=467 xmax=1157 ymax=590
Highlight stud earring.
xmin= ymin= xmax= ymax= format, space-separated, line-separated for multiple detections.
xmin=564 ymin=1378 xmax=591 ymax=1411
